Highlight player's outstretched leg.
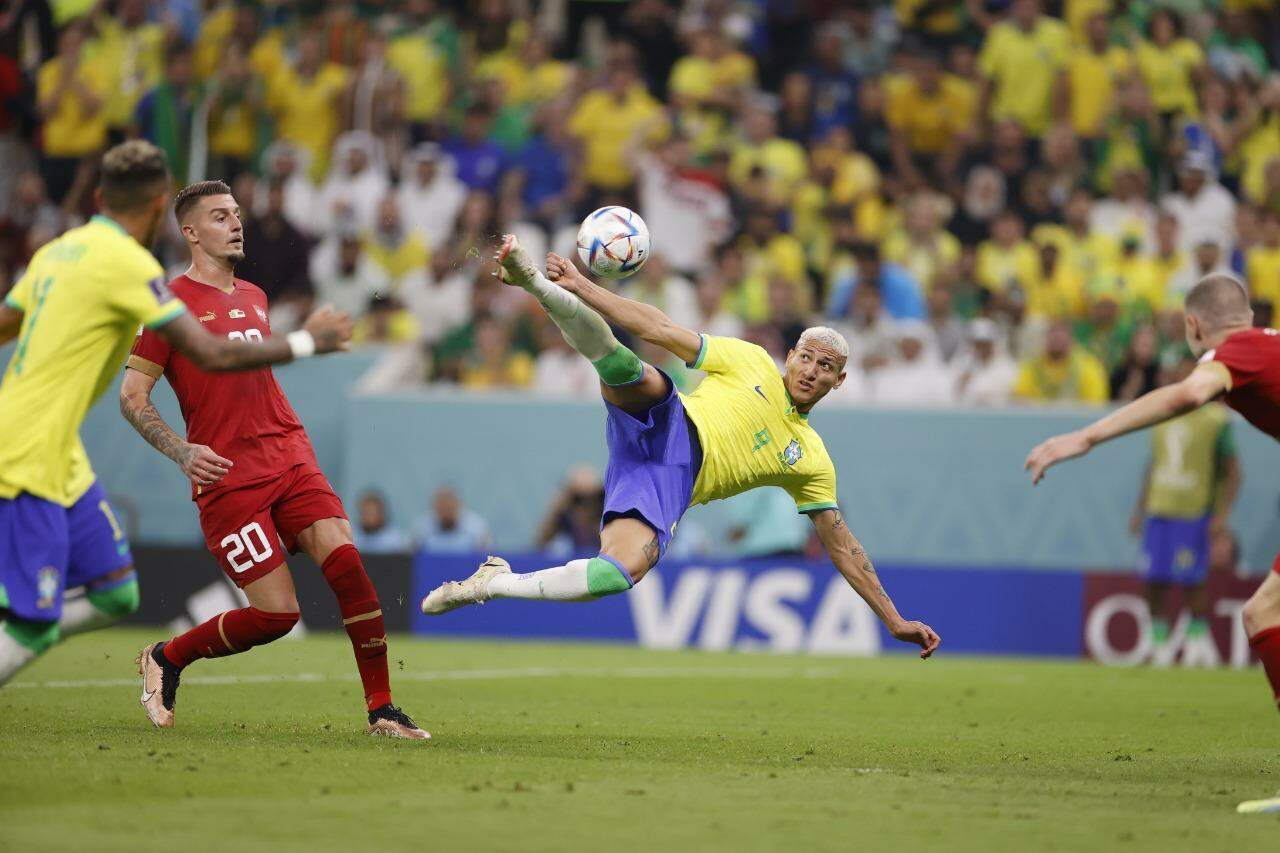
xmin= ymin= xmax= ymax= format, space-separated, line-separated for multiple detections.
xmin=300 ymin=520 xmax=429 ymax=740
xmin=497 ymin=235 xmax=669 ymax=405
xmin=1243 ymin=564 xmax=1280 ymax=712
xmin=421 ymin=518 xmax=654 ymax=613
xmin=136 ymin=567 xmax=300 ymax=728
xmin=59 ymin=568 xmax=141 ymax=638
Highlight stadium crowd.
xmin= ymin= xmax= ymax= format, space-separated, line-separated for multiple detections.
xmin=2 ymin=0 xmax=1279 ymax=407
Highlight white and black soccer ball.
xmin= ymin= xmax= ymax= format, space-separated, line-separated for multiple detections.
xmin=576 ymin=206 xmax=650 ymax=280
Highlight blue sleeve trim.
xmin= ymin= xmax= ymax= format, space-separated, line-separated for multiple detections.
xmin=796 ymin=502 xmax=839 ymax=515
xmin=687 ymin=333 xmax=709 ymax=370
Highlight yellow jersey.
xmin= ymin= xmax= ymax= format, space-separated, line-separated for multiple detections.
xmin=0 ymin=216 xmax=185 ymax=506
xmin=681 ymin=336 xmax=838 ymax=513
xmin=1247 ymin=243 xmax=1280 ymax=308
xmin=978 ymin=18 xmax=1071 ymax=136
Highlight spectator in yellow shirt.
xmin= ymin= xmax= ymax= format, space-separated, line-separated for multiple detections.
xmin=461 ymin=317 xmax=534 ymax=390
xmin=1031 ymin=188 xmax=1121 ymax=285
xmin=90 ymin=0 xmax=165 ymax=132
xmin=205 ymin=42 xmax=264 ymax=180
xmin=568 ymin=48 xmax=666 ymax=196
xmin=1024 ymin=241 xmax=1086 ymax=321
xmin=881 ymin=192 xmax=961 ymax=293
xmin=1133 ymin=9 xmax=1205 ymax=120
xmin=977 ymin=210 xmax=1039 ymax=297
xmin=267 ymin=32 xmax=351 ymax=181
xmin=1065 ymin=12 xmax=1134 ymax=139
xmin=364 ymin=196 xmax=430 ymax=285
xmin=886 ymin=50 xmax=976 ymax=189
xmin=729 ymin=98 xmax=810 ymax=206
xmin=36 ymin=23 xmax=107 ymax=204
xmin=978 ymin=0 xmax=1071 ymax=137
xmin=1014 ymin=320 xmax=1110 ymax=404
xmin=1247 ymin=208 xmax=1280 ymax=308
xmin=734 ymin=207 xmax=809 ymax=324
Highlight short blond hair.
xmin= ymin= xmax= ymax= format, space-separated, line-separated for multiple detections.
xmin=797 ymin=326 xmax=850 ymax=361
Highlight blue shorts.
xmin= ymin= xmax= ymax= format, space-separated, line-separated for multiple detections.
xmin=1138 ymin=515 xmax=1210 ymax=586
xmin=0 ymin=481 xmax=134 ymax=622
xmin=602 ymin=372 xmax=703 ymax=560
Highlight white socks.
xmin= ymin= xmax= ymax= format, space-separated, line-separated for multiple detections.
xmin=486 ymin=559 xmax=594 ymax=602
xmin=58 ymin=596 xmax=115 ymax=637
xmin=0 ymin=628 xmax=37 ymax=687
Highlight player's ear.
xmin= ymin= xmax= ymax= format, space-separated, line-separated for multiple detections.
xmin=834 ymin=369 xmax=846 ymax=389
xmin=93 ymin=186 xmax=105 ymax=211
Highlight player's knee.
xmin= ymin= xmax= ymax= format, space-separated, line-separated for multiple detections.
xmin=247 ymin=607 xmax=299 ymax=642
xmin=4 ymin=618 xmax=60 ymax=654
xmin=586 ymin=555 xmax=638 ymax=596
xmin=86 ymin=574 xmax=140 ymax=619
xmin=592 ymin=343 xmax=645 ymax=387
xmin=1243 ymin=589 xmax=1280 ymax=635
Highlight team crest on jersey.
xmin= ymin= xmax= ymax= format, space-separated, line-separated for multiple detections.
xmin=779 ymin=439 xmax=803 ymax=467
xmin=254 ymin=305 xmax=268 ymax=324
xmin=228 ymin=308 xmax=246 ymax=319
xmin=36 ymin=566 xmax=59 ymax=609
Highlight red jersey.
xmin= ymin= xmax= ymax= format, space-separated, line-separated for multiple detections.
xmin=129 ymin=275 xmax=317 ymax=497
xmin=1205 ymin=327 xmax=1280 ymax=442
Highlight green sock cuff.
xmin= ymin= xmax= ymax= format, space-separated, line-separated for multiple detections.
xmin=4 ymin=619 xmax=59 ymax=654
xmin=87 ymin=577 xmax=140 ymax=619
xmin=586 ymin=556 xmax=633 ymax=597
xmin=591 ymin=344 xmax=645 ymax=387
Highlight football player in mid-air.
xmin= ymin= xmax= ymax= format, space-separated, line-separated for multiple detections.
xmin=420 ymin=236 xmax=941 ymax=660
xmin=121 ymin=180 xmax=428 ymax=739
xmin=0 ymin=141 xmax=351 ymax=687
xmin=1027 ymin=274 xmax=1280 ymax=718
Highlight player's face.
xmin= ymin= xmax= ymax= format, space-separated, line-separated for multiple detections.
xmin=784 ymin=343 xmax=846 ymax=409
xmin=192 ymin=194 xmax=245 ymax=264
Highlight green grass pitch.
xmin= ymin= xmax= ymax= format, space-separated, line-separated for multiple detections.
xmin=1 ymin=628 xmax=1277 ymax=852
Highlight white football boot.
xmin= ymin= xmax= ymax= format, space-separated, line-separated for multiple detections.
xmin=420 ymin=556 xmax=512 ymax=616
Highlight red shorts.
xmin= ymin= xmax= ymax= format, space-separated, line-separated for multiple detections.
xmin=197 ymin=462 xmax=347 ymax=587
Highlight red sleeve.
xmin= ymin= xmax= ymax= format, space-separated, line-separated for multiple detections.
xmin=128 ymin=325 xmax=173 ymax=378
xmin=1211 ymin=333 xmax=1261 ymax=390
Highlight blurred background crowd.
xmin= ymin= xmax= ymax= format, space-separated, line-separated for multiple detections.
xmin=2 ymin=0 xmax=1280 ymax=409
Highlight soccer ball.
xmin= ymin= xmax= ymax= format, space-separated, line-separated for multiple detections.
xmin=576 ymin=206 xmax=650 ymax=279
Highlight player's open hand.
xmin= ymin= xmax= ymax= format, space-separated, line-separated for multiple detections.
xmin=1024 ymin=430 xmax=1092 ymax=485
xmin=892 ymin=620 xmax=941 ymax=659
xmin=303 ymin=304 xmax=353 ymax=354
xmin=179 ymin=443 xmax=232 ymax=488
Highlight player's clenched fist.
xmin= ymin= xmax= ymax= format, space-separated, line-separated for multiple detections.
xmin=302 ymin=305 xmax=353 ymax=353
xmin=178 ymin=443 xmax=233 ymax=488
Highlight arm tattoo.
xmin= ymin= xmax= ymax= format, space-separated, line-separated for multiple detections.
xmin=643 ymin=534 xmax=660 ymax=569
xmin=832 ymin=511 xmax=846 ymax=530
xmin=848 ymin=542 xmax=891 ymax=603
xmin=121 ymin=395 xmax=189 ymax=466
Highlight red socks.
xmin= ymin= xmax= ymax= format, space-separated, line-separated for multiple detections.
xmin=322 ymin=544 xmax=392 ymax=711
xmin=1250 ymin=626 xmax=1280 ymax=712
xmin=163 ymin=607 xmax=299 ymax=669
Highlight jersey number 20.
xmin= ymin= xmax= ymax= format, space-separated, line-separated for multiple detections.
xmin=227 ymin=329 xmax=263 ymax=342
xmin=221 ymin=522 xmax=274 ymax=573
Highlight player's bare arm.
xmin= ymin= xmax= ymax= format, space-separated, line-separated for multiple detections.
xmin=810 ymin=508 xmax=941 ymax=659
xmin=1025 ymin=362 xmax=1232 ymax=485
xmin=0 ymin=304 xmax=20 ymax=345
xmin=119 ymin=365 xmax=232 ymax=488
xmin=544 ymin=251 xmax=702 ymax=365
xmin=156 ymin=305 xmax=352 ymax=372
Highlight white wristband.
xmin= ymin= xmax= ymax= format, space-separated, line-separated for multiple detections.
xmin=286 ymin=330 xmax=316 ymax=359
